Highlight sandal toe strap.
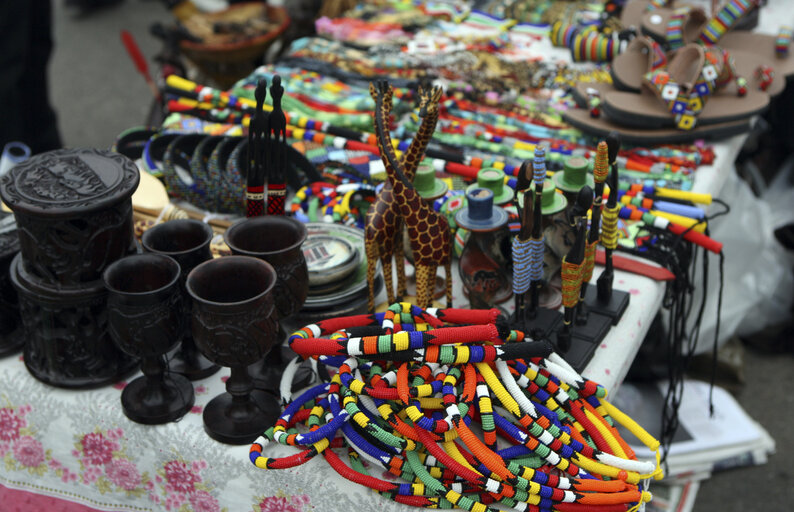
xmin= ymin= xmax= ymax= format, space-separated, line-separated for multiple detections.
xmin=644 ymin=58 xmax=721 ymax=130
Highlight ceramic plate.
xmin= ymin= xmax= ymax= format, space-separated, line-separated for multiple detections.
xmin=302 ymin=223 xmax=380 ymax=311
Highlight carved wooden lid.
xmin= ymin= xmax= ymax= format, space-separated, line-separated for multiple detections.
xmin=0 ymin=148 xmax=140 ymax=217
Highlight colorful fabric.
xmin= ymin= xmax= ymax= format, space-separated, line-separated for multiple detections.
xmin=0 ymin=357 xmax=319 ymax=512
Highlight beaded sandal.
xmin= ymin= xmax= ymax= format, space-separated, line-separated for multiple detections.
xmin=610 ymin=37 xmax=669 ymax=92
xmin=610 ymin=36 xmax=786 ymax=96
xmin=601 ymin=44 xmax=769 ymax=130
xmin=640 ymin=0 xmax=794 ymax=77
xmin=620 ymin=0 xmax=760 ymax=32
xmin=638 ymin=0 xmax=760 ymax=47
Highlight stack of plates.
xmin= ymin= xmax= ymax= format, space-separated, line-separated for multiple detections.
xmin=296 ymin=223 xmax=382 ymax=322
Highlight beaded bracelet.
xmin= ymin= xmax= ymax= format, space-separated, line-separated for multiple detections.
xmin=251 ymin=302 xmax=662 ymax=512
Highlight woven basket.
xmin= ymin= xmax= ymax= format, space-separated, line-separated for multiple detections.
xmin=178 ymin=3 xmax=290 ymax=89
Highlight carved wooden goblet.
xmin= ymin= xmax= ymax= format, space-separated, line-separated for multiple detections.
xmin=142 ymin=219 xmax=220 ymax=380
xmin=103 ymin=254 xmax=195 ymax=424
xmin=223 ymin=216 xmax=308 ymax=390
xmin=186 ymin=255 xmax=280 ymax=444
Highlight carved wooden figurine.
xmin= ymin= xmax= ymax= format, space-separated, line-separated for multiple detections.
xmin=368 ymin=80 xmax=451 ymax=310
xmin=365 ymin=82 xmax=443 ymax=311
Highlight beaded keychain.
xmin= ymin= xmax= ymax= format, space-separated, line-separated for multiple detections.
xmin=251 ymin=303 xmax=663 ymax=512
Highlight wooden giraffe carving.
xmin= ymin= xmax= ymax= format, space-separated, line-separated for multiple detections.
xmin=364 ymin=83 xmax=444 ymax=311
xmin=369 ymin=79 xmax=452 ymax=310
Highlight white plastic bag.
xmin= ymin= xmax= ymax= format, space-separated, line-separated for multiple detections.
xmin=689 ymin=162 xmax=794 ymax=354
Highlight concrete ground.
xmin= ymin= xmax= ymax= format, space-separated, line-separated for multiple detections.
xmin=47 ymin=1 xmax=793 ymax=510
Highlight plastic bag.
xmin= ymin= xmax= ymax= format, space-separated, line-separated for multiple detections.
xmin=689 ymin=162 xmax=794 ymax=354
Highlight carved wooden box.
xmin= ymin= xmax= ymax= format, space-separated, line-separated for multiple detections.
xmin=9 ymin=254 xmax=138 ymax=388
xmin=0 ymin=149 xmax=141 ymax=387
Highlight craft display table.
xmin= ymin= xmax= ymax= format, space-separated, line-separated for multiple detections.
xmin=0 ymin=130 xmax=741 ymax=511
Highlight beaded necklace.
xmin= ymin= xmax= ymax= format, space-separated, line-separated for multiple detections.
xmin=251 ymin=302 xmax=663 ymax=511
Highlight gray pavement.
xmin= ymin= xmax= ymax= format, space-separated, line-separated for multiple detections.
xmin=47 ymin=2 xmax=793 ymax=510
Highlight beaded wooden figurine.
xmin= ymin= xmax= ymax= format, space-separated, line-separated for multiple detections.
xmin=571 ymin=143 xmax=612 ymax=343
xmin=246 ymin=79 xmax=268 ymax=217
xmin=369 ymin=80 xmax=451 ymax=310
xmin=512 ymin=146 xmax=562 ymax=337
xmin=585 ymin=132 xmax=630 ymax=324
xmin=512 ymin=161 xmax=533 ymax=324
xmin=365 ymin=82 xmax=444 ymax=311
xmin=267 ymin=75 xmax=287 ymax=215
xmin=527 ymin=147 xmax=549 ymax=317
xmin=557 ymin=188 xmax=592 ymax=353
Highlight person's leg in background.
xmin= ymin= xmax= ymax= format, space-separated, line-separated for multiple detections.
xmin=0 ymin=0 xmax=62 ymax=155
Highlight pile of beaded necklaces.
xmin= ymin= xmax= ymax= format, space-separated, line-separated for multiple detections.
xmin=251 ymin=303 xmax=664 ymax=511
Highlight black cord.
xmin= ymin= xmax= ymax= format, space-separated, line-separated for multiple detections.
xmin=619 ymin=198 xmax=730 ymax=466
xmin=709 ymin=251 xmax=726 ymax=416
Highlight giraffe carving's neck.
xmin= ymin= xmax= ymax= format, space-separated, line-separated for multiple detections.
xmin=373 ymin=89 xmax=412 ymax=190
xmin=401 ymin=106 xmax=439 ymax=179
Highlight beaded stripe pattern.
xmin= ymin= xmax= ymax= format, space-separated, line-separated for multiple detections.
xmin=665 ymin=8 xmax=691 ymax=50
xmin=698 ymin=0 xmax=754 ymax=46
xmin=266 ymin=183 xmax=286 ymax=216
xmin=511 ymin=238 xmax=532 ymax=295
xmin=776 ymin=26 xmax=792 ymax=57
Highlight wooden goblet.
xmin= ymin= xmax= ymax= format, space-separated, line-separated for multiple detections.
xmin=104 ymin=254 xmax=195 ymax=424
xmin=186 ymin=255 xmax=280 ymax=444
xmin=142 ymin=219 xmax=220 ymax=380
xmin=223 ymin=216 xmax=308 ymax=391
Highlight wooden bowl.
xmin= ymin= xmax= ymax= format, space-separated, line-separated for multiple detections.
xmin=178 ymin=3 xmax=290 ymax=89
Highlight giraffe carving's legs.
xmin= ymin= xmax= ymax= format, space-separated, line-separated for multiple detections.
xmin=394 ymin=226 xmax=408 ymax=299
xmin=444 ymin=260 xmax=452 ymax=308
xmin=365 ymin=238 xmax=378 ymax=313
xmin=414 ymin=263 xmax=437 ymax=310
xmin=381 ymin=255 xmax=395 ymax=306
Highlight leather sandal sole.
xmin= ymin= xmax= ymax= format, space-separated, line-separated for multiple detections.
xmin=601 ymin=87 xmax=769 ymax=129
xmin=563 ymin=106 xmax=752 ymax=144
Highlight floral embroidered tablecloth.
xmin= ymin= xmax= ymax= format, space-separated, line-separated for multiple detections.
xmin=0 ymin=352 xmax=421 ymax=512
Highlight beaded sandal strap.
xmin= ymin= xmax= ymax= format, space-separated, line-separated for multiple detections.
xmin=706 ymin=46 xmax=748 ymax=95
xmin=647 ymin=37 xmax=668 ymax=71
xmin=698 ymin=0 xmax=756 ymax=46
xmin=643 ymin=46 xmax=723 ymax=130
xmin=665 ymin=7 xmax=707 ymax=50
xmin=647 ymin=0 xmax=671 ymax=9
xmin=776 ymin=26 xmax=792 ymax=58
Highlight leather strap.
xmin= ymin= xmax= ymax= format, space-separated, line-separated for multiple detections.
xmin=595 ymin=249 xmax=676 ymax=281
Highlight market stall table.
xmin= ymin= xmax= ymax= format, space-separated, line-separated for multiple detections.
xmin=0 ymin=131 xmax=740 ymax=511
